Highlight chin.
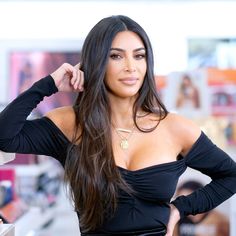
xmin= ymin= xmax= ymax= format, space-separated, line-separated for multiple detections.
xmin=118 ymin=91 xmax=140 ymax=99
xmin=107 ymin=85 xmax=141 ymax=99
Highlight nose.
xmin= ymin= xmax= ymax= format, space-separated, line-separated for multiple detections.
xmin=124 ymin=58 xmax=136 ymax=72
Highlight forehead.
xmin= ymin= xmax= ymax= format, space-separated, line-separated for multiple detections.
xmin=111 ymin=31 xmax=145 ymax=49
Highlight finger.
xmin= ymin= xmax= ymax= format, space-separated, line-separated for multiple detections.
xmin=62 ymin=63 xmax=76 ymax=82
xmin=78 ymin=70 xmax=84 ymax=90
xmin=73 ymin=70 xmax=80 ymax=90
xmin=70 ymin=68 xmax=78 ymax=86
xmin=73 ymin=70 xmax=84 ymax=91
xmin=74 ymin=62 xmax=81 ymax=70
xmin=72 ymin=67 xmax=78 ymax=83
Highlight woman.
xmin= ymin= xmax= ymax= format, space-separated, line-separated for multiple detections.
xmin=0 ymin=15 xmax=236 ymax=236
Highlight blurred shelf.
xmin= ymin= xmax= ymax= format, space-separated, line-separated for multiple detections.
xmin=0 ymin=160 xmax=55 ymax=177
xmin=0 ymin=199 xmax=28 ymax=224
xmin=0 ymin=157 xmax=62 ymax=236
xmin=14 ymin=205 xmax=56 ymax=236
xmin=0 ymin=224 xmax=15 ymax=236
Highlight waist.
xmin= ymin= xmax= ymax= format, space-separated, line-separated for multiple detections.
xmin=81 ymin=227 xmax=167 ymax=236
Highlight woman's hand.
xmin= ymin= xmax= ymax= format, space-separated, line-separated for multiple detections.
xmin=50 ymin=63 xmax=84 ymax=92
xmin=165 ymin=204 xmax=180 ymax=236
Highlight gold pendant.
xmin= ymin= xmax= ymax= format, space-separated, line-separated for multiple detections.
xmin=120 ymin=139 xmax=129 ymax=150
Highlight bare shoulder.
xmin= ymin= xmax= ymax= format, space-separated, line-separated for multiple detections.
xmin=45 ymin=106 xmax=76 ymax=141
xmin=163 ymin=112 xmax=202 ymax=156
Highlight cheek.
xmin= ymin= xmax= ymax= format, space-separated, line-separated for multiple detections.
xmin=105 ymin=62 xmax=123 ymax=83
xmin=104 ymin=68 xmax=117 ymax=88
xmin=140 ymin=64 xmax=147 ymax=78
xmin=139 ymin=60 xmax=147 ymax=72
xmin=143 ymin=65 xmax=147 ymax=75
xmin=105 ymin=68 xmax=112 ymax=86
xmin=107 ymin=62 xmax=123 ymax=75
xmin=105 ymin=64 xmax=115 ymax=80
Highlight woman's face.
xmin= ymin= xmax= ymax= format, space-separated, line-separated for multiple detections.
xmin=105 ymin=31 xmax=147 ymax=99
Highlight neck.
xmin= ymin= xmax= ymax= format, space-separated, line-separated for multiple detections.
xmin=109 ymin=95 xmax=136 ymax=129
xmin=112 ymin=112 xmax=134 ymax=130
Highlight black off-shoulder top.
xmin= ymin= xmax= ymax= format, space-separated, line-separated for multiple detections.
xmin=0 ymin=76 xmax=236 ymax=234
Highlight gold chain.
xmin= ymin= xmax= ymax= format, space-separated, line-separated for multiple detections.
xmin=113 ymin=125 xmax=135 ymax=150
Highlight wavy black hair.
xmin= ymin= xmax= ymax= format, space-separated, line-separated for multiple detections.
xmin=64 ymin=15 xmax=168 ymax=232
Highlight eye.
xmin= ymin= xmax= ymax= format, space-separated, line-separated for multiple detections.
xmin=110 ymin=53 xmax=122 ymax=60
xmin=135 ymin=54 xmax=146 ymax=60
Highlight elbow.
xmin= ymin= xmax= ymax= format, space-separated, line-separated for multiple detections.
xmin=221 ymin=167 xmax=236 ymax=194
xmin=0 ymin=139 xmax=16 ymax=153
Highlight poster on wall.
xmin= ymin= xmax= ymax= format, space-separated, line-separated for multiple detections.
xmin=154 ymin=75 xmax=167 ymax=102
xmin=210 ymin=84 xmax=236 ymax=116
xmin=207 ymin=68 xmax=236 ymax=146
xmin=207 ymin=68 xmax=236 ymax=116
xmin=0 ymin=39 xmax=82 ymax=117
xmin=224 ymin=117 xmax=236 ymax=146
xmin=10 ymin=51 xmax=81 ymax=117
xmin=163 ymin=69 xmax=210 ymax=119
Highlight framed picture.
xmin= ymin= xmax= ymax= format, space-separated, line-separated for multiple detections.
xmin=163 ymin=70 xmax=210 ymax=119
xmin=207 ymin=68 xmax=236 ymax=116
xmin=0 ymin=39 xmax=82 ymax=117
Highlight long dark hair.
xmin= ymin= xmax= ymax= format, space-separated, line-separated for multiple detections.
xmin=64 ymin=15 xmax=168 ymax=232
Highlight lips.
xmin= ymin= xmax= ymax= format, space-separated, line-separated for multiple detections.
xmin=119 ymin=77 xmax=138 ymax=85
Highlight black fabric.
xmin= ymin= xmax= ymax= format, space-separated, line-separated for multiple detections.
xmin=171 ymin=135 xmax=236 ymax=218
xmin=81 ymin=227 xmax=166 ymax=235
xmin=0 ymin=76 xmax=69 ymax=165
xmin=0 ymin=75 xmax=236 ymax=234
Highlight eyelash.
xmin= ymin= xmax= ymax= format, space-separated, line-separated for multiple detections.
xmin=110 ymin=53 xmax=146 ymax=60
xmin=110 ymin=54 xmax=122 ymax=60
xmin=135 ymin=54 xmax=146 ymax=59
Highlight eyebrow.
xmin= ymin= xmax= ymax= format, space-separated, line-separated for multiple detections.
xmin=110 ymin=47 xmax=146 ymax=52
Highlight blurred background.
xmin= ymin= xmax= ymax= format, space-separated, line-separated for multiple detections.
xmin=0 ymin=0 xmax=236 ymax=235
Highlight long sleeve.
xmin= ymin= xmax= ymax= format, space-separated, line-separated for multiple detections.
xmin=0 ymin=75 xmax=70 ymax=164
xmin=171 ymin=132 xmax=236 ymax=218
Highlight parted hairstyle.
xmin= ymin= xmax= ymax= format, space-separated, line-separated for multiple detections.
xmin=64 ymin=15 xmax=168 ymax=232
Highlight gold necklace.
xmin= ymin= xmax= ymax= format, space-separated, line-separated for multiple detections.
xmin=114 ymin=126 xmax=135 ymax=150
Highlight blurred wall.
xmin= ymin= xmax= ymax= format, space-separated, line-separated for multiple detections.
xmin=0 ymin=0 xmax=236 ymax=103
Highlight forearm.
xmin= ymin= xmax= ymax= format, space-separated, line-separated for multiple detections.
xmin=172 ymin=175 xmax=236 ymax=218
xmin=0 ymin=75 xmax=58 ymax=154
xmin=0 ymin=75 xmax=57 ymax=140
xmin=172 ymin=133 xmax=236 ymax=218
xmin=0 ymin=63 xmax=80 ymax=158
